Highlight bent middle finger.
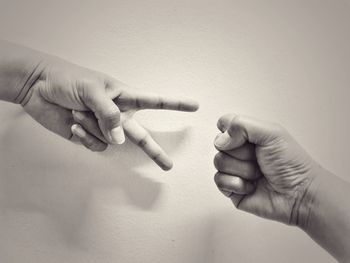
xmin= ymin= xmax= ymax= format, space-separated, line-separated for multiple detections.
xmin=214 ymin=152 xmax=259 ymax=180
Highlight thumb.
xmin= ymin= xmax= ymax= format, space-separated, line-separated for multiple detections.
xmin=214 ymin=114 xmax=283 ymax=150
xmin=82 ymin=87 xmax=125 ymax=144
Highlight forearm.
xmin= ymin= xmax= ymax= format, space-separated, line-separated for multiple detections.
xmin=300 ymin=168 xmax=350 ymax=262
xmin=0 ymin=40 xmax=45 ymax=104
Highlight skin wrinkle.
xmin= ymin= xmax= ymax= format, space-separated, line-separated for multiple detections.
xmin=137 ymin=135 xmax=149 ymax=148
xmin=18 ymin=63 xmax=45 ymax=106
xmin=288 ymin=178 xmax=312 ymax=226
xmin=303 ymin=178 xmax=319 ymax=231
xmin=233 ymin=195 xmax=245 ymax=209
xmin=1 ymin=40 xmax=200 ymax=171
xmin=15 ymin=67 xmax=37 ymax=102
xmin=20 ymin=85 xmax=35 ymax=107
xmin=178 ymin=101 xmax=184 ymax=111
xmin=135 ymin=97 xmax=141 ymax=109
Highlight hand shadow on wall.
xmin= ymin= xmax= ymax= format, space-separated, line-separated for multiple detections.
xmin=0 ymin=110 xmax=189 ymax=248
xmin=98 ymin=127 xmax=189 ymax=210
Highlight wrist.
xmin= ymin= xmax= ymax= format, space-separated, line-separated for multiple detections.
xmin=295 ymin=165 xmax=332 ymax=230
xmin=0 ymin=40 xmax=46 ymax=104
xmin=15 ymin=60 xmax=46 ymax=106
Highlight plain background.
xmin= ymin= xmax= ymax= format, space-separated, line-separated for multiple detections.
xmin=0 ymin=0 xmax=349 ymax=262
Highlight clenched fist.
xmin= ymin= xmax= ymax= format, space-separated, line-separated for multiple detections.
xmin=213 ymin=114 xmax=320 ymax=225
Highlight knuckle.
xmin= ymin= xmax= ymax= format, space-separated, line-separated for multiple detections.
xmin=101 ymin=113 xmax=121 ymax=130
xmin=230 ymin=114 xmax=242 ymax=127
xmin=78 ymin=80 xmax=97 ymax=98
xmin=217 ymin=113 xmax=235 ymax=130
xmin=271 ymin=123 xmax=287 ymax=137
xmin=102 ymin=105 xmax=121 ymax=119
xmin=105 ymin=79 xmax=123 ymax=94
xmin=214 ymin=152 xmax=225 ymax=170
xmin=214 ymin=172 xmax=222 ymax=186
xmin=232 ymin=176 xmax=244 ymax=189
xmin=228 ymin=115 xmax=243 ymax=135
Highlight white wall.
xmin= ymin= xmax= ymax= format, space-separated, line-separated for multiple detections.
xmin=1 ymin=0 xmax=349 ymax=262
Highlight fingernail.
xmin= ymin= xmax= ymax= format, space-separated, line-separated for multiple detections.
xmin=214 ymin=132 xmax=230 ymax=148
xmin=71 ymin=124 xmax=85 ymax=138
xmin=110 ymin=126 xmax=125 ymax=144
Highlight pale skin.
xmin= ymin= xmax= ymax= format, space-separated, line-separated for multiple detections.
xmin=1 ymin=40 xmax=350 ymax=262
xmin=0 ymin=40 xmax=199 ymax=170
xmin=214 ymin=114 xmax=350 ymax=262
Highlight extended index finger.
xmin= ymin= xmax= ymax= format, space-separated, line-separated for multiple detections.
xmin=116 ymin=92 xmax=199 ymax=112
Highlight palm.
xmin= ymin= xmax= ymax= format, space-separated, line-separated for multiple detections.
xmin=23 ymin=85 xmax=74 ymax=139
xmin=22 ymin=62 xmax=113 ymax=139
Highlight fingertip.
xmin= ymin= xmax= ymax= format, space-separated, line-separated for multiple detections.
xmin=71 ymin=124 xmax=85 ymax=137
xmin=161 ymin=162 xmax=173 ymax=171
xmin=190 ymin=100 xmax=200 ymax=111
xmin=161 ymin=159 xmax=173 ymax=171
xmin=110 ymin=126 xmax=125 ymax=144
xmin=214 ymin=131 xmax=231 ymax=149
xmin=94 ymin=143 xmax=108 ymax=152
xmin=181 ymin=99 xmax=200 ymax=112
xmin=156 ymin=156 xmax=173 ymax=171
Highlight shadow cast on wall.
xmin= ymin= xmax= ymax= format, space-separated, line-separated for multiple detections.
xmin=0 ymin=110 xmax=190 ymax=247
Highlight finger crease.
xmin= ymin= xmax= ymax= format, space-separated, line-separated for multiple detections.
xmin=137 ymin=137 xmax=148 ymax=147
xmin=135 ymin=98 xmax=141 ymax=109
xmin=235 ymin=195 xmax=245 ymax=209
xmin=159 ymin=101 xmax=164 ymax=109
xmin=151 ymin=153 xmax=162 ymax=161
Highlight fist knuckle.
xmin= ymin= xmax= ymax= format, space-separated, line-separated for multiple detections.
xmin=217 ymin=113 xmax=236 ymax=130
xmin=214 ymin=172 xmax=223 ymax=186
xmin=214 ymin=152 xmax=225 ymax=170
xmin=229 ymin=114 xmax=242 ymax=128
xmin=232 ymin=176 xmax=243 ymax=188
xmin=228 ymin=115 xmax=244 ymax=136
xmin=271 ymin=123 xmax=286 ymax=136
